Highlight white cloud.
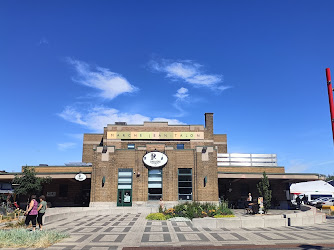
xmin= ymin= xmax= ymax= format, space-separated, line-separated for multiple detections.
xmin=67 ymin=58 xmax=138 ymax=100
xmin=174 ymin=87 xmax=189 ymax=100
xmin=217 ymin=85 xmax=232 ymax=91
xmin=57 ymin=142 xmax=76 ymax=151
xmin=150 ymin=59 xmax=230 ymax=91
xmin=152 ymin=118 xmax=185 ymax=124
xmin=58 ymin=106 xmax=184 ymax=132
xmin=58 ymin=106 xmax=87 ymax=126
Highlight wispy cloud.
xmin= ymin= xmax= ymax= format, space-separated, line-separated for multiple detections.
xmin=152 ymin=117 xmax=185 ymax=124
xmin=58 ymin=105 xmax=184 ymax=132
xmin=174 ymin=87 xmax=189 ymax=100
xmin=57 ymin=142 xmax=76 ymax=151
xmin=173 ymin=87 xmax=189 ymax=117
xmin=67 ymin=58 xmax=138 ymax=100
xmin=149 ymin=59 xmax=231 ymax=91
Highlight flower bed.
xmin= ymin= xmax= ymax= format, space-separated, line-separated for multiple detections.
xmin=147 ymin=201 xmax=234 ymax=220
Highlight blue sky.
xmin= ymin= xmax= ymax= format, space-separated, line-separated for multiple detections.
xmin=1 ymin=1 xmax=334 ymax=175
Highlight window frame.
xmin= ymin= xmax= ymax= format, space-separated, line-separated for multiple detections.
xmin=148 ymin=169 xmax=163 ymax=200
xmin=178 ymin=168 xmax=193 ymax=201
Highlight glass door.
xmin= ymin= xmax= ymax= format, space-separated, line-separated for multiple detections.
xmin=117 ymin=189 xmax=132 ymax=206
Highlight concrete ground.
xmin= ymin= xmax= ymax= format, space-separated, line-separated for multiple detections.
xmin=7 ymin=213 xmax=331 ymax=250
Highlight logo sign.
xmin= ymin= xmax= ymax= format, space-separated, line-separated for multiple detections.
xmin=143 ymin=152 xmax=168 ymax=168
xmin=75 ymin=173 xmax=87 ymax=181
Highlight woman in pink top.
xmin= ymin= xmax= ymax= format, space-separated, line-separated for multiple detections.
xmin=24 ymin=194 xmax=38 ymax=231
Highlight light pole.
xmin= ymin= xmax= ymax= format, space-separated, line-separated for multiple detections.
xmin=326 ymin=68 xmax=334 ymax=143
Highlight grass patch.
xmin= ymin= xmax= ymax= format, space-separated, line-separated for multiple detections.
xmin=0 ymin=229 xmax=69 ymax=248
xmin=146 ymin=213 xmax=166 ymax=220
xmin=4 ymin=219 xmax=26 ymax=228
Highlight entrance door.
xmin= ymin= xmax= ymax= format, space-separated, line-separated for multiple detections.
xmin=117 ymin=189 xmax=132 ymax=206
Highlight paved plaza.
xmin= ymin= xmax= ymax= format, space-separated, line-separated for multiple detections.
xmin=7 ymin=213 xmax=331 ymax=250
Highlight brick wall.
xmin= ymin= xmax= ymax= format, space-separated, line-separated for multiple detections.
xmin=82 ymin=134 xmax=103 ymax=163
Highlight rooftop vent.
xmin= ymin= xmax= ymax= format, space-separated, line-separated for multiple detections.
xmin=115 ymin=122 xmax=127 ymax=125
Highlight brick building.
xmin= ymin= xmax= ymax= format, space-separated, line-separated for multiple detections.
xmin=0 ymin=113 xmax=323 ymax=208
xmin=84 ymin=113 xmax=221 ymax=207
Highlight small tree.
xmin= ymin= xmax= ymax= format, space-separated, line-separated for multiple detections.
xmin=257 ymin=171 xmax=272 ymax=213
xmin=12 ymin=166 xmax=51 ymax=201
xmin=326 ymin=174 xmax=334 ymax=182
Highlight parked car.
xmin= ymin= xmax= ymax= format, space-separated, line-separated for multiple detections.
xmin=321 ymin=197 xmax=334 ymax=206
xmin=310 ymin=197 xmax=331 ymax=206
xmin=315 ymin=197 xmax=333 ymax=209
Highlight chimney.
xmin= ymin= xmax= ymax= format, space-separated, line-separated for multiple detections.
xmin=204 ymin=113 xmax=214 ymax=137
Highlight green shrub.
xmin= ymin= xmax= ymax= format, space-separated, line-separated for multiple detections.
xmin=173 ymin=203 xmax=188 ymax=217
xmin=0 ymin=229 xmax=69 ymax=248
xmin=217 ymin=206 xmax=234 ymax=215
xmin=146 ymin=213 xmax=166 ymax=220
xmin=160 ymin=202 xmax=234 ymax=220
xmin=213 ymin=214 xmax=235 ymax=218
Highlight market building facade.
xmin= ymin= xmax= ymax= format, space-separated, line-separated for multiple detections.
xmin=0 ymin=113 xmax=323 ymax=208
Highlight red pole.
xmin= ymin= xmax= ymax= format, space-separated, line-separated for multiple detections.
xmin=326 ymin=68 xmax=334 ymax=142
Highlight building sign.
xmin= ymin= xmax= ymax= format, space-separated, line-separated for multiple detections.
xmin=143 ymin=152 xmax=168 ymax=168
xmin=75 ymin=172 xmax=87 ymax=181
xmin=107 ymin=131 xmax=204 ymax=140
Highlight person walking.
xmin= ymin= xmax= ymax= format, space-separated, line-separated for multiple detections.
xmin=37 ymin=195 xmax=47 ymax=231
xmin=302 ymin=194 xmax=308 ymax=205
xmin=24 ymin=195 xmax=38 ymax=231
xmin=296 ymin=196 xmax=301 ymax=210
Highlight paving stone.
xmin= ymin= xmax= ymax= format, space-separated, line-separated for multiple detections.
xmin=40 ymin=212 xmax=334 ymax=249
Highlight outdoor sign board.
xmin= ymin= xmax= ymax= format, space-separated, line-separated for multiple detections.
xmin=143 ymin=152 xmax=168 ymax=168
xmin=75 ymin=173 xmax=87 ymax=181
xmin=107 ymin=131 xmax=204 ymax=140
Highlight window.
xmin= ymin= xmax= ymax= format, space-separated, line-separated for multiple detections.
xmin=59 ymin=184 xmax=68 ymax=197
xmin=127 ymin=144 xmax=135 ymax=149
xmin=178 ymin=168 xmax=192 ymax=200
xmin=177 ymin=144 xmax=184 ymax=149
xmin=310 ymin=194 xmax=332 ymax=200
xmin=148 ymin=169 xmax=162 ymax=200
xmin=118 ymin=169 xmax=132 ymax=189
